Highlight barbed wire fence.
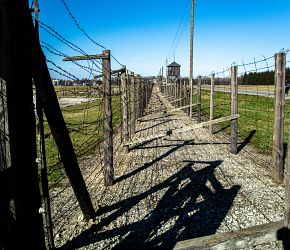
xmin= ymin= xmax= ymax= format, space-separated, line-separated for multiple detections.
xmin=159 ymin=51 xmax=289 ymax=190
xmin=0 ymin=1 xmax=155 ymax=248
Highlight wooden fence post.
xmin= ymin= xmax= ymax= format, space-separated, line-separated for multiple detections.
xmin=121 ymin=69 xmax=129 ymax=153
xmin=130 ymin=74 xmax=136 ymax=137
xmin=138 ymin=76 xmax=142 ymax=117
xmin=209 ymin=73 xmax=215 ymax=134
xmin=230 ymin=66 xmax=238 ymax=154
xmin=179 ymin=79 xmax=182 ymax=107
xmin=0 ymin=1 xmax=46 ymax=248
xmin=183 ymin=80 xmax=186 ymax=107
xmin=102 ymin=50 xmax=114 ymax=186
xmin=197 ymin=76 xmax=202 ymax=123
xmin=189 ymin=79 xmax=193 ymax=117
xmin=285 ymin=124 xmax=290 ymax=231
xmin=175 ymin=80 xmax=178 ymax=99
xmin=272 ymin=53 xmax=286 ymax=183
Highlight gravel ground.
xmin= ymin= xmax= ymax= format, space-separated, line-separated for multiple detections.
xmin=53 ymin=85 xmax=285 ymax=249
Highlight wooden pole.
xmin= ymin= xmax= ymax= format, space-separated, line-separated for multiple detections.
xmin=102 ymin=50 xmax=114 ymax=186
xmin=137 ymin=76 xmax=142 ymax=117
xmin=285 ymin=124 xmax=290 ymax=230
xmin=34 ymin=49 xmax=96 ymax=222
xmin=230 ymin=66 xmax=238 ymax=154
xmin=209 ymin=73 xmax=215 ymax=134
xmin=130 ymin=74 xmax=136 ymax=137
xmin=283 ymin=126 xmax=290 ymax=249
xmin=121 ymin=69 xmax=129 ymax=152
xmin=272 ymin=53 xmax=286 ymax=183
xmin=197 ymin=76 xmax=202 ymax=123
xmin=183 ymin=80 xmax=186 ymax=107
xmin=189 ymin=0 xmax=195 ymax=117
xmin=0 ymin=1 xmax=46 ymax=248
xmin=0 ymin=2 xmax=14 ymax=248
xmin=33 ymin=0 xmax=54 ymax=247
xmin=189 ymin=79 xmax=193 ymax=116
xmin=179 ymin=79 xmax=182 ymax=107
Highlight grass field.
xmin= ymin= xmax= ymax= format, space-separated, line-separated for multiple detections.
xmin=199 ymin=89 xmax=290 ymax=157
xmin=45 ymin=86 xmax=122 ymax=181
xmin=211 ymin=84 xmax=275 ymax=93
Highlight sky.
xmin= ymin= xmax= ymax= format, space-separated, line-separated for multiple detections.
xmin=35 ymin=0 xmax=290 ymax=79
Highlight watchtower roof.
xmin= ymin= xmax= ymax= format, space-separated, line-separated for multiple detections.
xmin=167 ymin=61 xmax=181 ymax=67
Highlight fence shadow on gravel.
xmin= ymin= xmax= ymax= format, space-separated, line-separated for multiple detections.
xmin=60 ymin=160 xmax=240 ymax=250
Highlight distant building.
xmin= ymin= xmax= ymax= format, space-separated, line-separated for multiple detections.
xmin=167 ymin=61 xmax=181 ymax=84
xmin=52 ymin=79 xmax=60 ymax=86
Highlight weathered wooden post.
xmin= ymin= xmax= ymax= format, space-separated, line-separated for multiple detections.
xmin=0 ymin=1 xmax=46 ymax=248
xmin=135 ymin=75 xmax=140 ymax=118
xmin=272 ymin=53 xmax=286 ymax=183
xmin=285 ymin=124 xmax=290 ymax=232
xmin=189 ymin=79 xmax=193 ymax=116
xmin=138 ymin=76 xmax=142 ymax=117
xmin=197 ymin=76 xmax=202 ymax=123
xmin=183 ymin=80 xmax=187 ymax=107
xmin=179 ymin=79 xmax=182 ymax=107
xmin=230 ymin=66 xmax=238 ymax=154
xmin=130 ymin=74 xmax=136 ymax=137
xmin=102 ymin=50 xmax=114 ymax=186
xmin=175 ymin=81 xmax=178 ymax=100
xmin=120 ymin=68 xmax=129 ymax=153
xmin=209 ymin=73 xmax=215 ymax=134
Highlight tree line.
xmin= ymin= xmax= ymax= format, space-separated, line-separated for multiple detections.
xmin=240 ymin=68 xmax=290 ymax=85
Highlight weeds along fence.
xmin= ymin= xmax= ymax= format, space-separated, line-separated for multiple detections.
xmin=160 ymin=52 xmax=289 ymax=184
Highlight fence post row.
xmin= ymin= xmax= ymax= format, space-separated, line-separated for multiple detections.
xmin=197 ymin=76 xmax=202 ymax=123
xmin=120 ymin=68 xmax=129 ymax=153
xmin=271 ymin=53 xmax=286 ymax=184
xmin=102 ymin=50 xmax=114 ymax=186
xmin=230 ymin=66 xmax=238 ymax=154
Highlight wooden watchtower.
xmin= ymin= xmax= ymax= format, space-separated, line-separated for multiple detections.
xmin=167 ymin=61 xmax=181 ymax=84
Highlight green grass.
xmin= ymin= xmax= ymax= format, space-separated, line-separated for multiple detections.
xmin=199 ymin=90 xmax=290 ymax=155
xmin=45 ymin=95 xmax=122 ymax=181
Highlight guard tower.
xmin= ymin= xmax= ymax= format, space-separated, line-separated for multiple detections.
xmin=167 ymin=61 xmax=181 ymax=84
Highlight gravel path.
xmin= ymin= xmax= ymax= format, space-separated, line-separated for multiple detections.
xmin=56 ymin=85 xmax=285 ymax=249
xmin=58 ymin=97 xmax=97 ymax=107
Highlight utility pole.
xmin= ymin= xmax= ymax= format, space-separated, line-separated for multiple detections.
xmin=189 ymin=0 xmax=194 ymax=117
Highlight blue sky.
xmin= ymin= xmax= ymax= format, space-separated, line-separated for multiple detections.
xmin=35 ymin=0 xmax=290 ymax=79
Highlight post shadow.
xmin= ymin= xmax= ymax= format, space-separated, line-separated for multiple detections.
xmin=237 ymin=129 xmax=256 ymax=153
xmin=60 ymin=160 xmax=240 ymax=250
xmin=277 ymin=227 xmax=290 ymax=249
xmin=115 ymin=140 xmax=193 ymax=183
